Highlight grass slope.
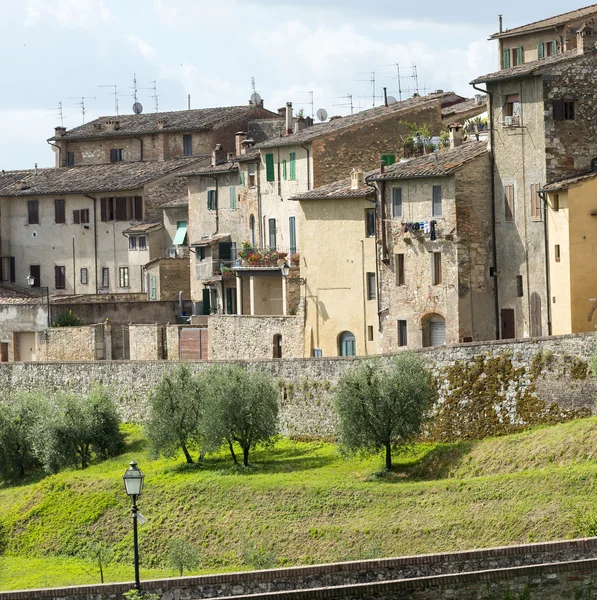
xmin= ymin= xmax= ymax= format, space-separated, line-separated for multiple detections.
xmin=2 ymin=419 xmax=597 ymax=590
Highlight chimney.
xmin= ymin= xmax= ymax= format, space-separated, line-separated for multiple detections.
xmin=285 ymin=102 xmax=293 ymax=136
xmin=294 ymin=117 xmax=307 ymax=133
xmin=577 ymin=22 xmax=597 ymax=54
xmin=235 ymin=131 xmax=247 ymax=156
xmin=498 ymin=14 xmax=503 ymax=34
xmin=54 ymin=126 xmax=66 ymax=137
xmin=105 ymin=119 xmax=120 ymax=131
xmin=475 ymin=94 xmax=484 ymax=106
xmin=15 ymin=179 xmax=29 ymax=190
xmin=157 ymin=118 xmax=167 ymax=129
xmin=350 ymin=168 xmax=364 ymax=190
xmin=449 ymin=123 xmax=463 ymax=149
xmin=212 ymin=144 xmax=227 ymax=166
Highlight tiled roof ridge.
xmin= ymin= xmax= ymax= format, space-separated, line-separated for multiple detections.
xmin=490 ymin=3 xmax=597 ymax=38
xmin=541 ymin=169 xmax=597 ymax=191
xmin=87 ymin=104 xmax=252 ymax=122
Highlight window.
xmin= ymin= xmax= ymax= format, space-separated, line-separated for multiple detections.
xmin=505 ymin=94 xmax=520 ymax=119
xmin=80 ymin=208 xmax=89 ymax=224
xmin=339 ymin=331 xmax=356 ymax=357
xmin=138 ymin=236 xmax=147 ymax=250
xmin=516 ymin=275 xmax=524 ymax=297
xmin=226 ymin=287 xmax=237 ymax=314
xmin=553 ymin=99 xmax=576 ymax=121
xmin=432 ymin=185 xmax=442 ymax=217
xmin=29 ymin=265 xmax=40 ymax=288
xmin=368 ymin=326 xmax=374 ymax=341
xmin=55 ymin=265 xmax=66 ymax=290
xmin=381 ymin=154 xmax=396 ymax=166
xmin=269 ymin=218 xmax=277 ymax=249
xmin=183 ymin=134 xmax=193 ymax=156
xmin=289 ymin=216 xmax=296 ymax=254
xmin=129 ymin=196 xmax=143 ymax=220
xmin=102 ymin=268 xmax=109 ymax=288
xmin=552 ymin=193 xmax=560 ymax=211
xmin=119 ymin=267 xmax=129 ymax=288
xmin=129 ymin=236 xmax=137 ymax=250
xmin=392 ymin=187 xmax=402 ymax=218
xmin=109 ymin=148 xmax=124 ymax=162
xmin=100 ymin=197 xmax=142 ymax=221
xmin=432 ymin=252 xmax=442 ymax=285
xmin=531 ymin=183 xmax=542 ymax=221
xmin=365 ymin=208 xmax=375 ymax=237
xmin=289 ymin=152 xmax=296 ymax=180
xmin=250 ymin=214 xmax=256 ymax=246
xmin=66 ymin=151 xmax=75 ymax=166
xmin=511 ymin=46 xmax=523 ymax=66
xmin=398 ymin=320 xmax=408 ymax=347
xmin=366 ymin=272 xmax=376 ymax=300
xmin=273 ymin=334 xmax=282 ymax=359
xmin=564 ymin=100 xmax=575 ymax=120
xmin=73 ymin=210 xmax=80 ymax=224
xmin=248 ymin=164 xmax=256 ymax=187
xmin=537 ymin=42 xmax=545 ymax=59
xmin=265 ymin=153 xmax=275 ymax=182
xmin=229 ymin=186 xmax=237 ymax=210
xmin=54 ymin=199 xmax=65 ymax=224
xmin=80 ymin=268 xmax=88 ymax=284
xmin=555 ymin=244 xmax=561 ymax=263
xmin=28 ymin=200 xmax=39 ymax=224
xmin=282 ymin=160 xmax=287 ymax=180
xmin=504 ymin=185 xmax=515 ymax=221
xmin=150 ymin=275 xmax=157 ymax=300
xmin=207 ymin=189 xmax=217 ymax=211
xmin=546 ymin=40 xmax=557 ymax=56
xmin=197 ymin=246 xmax=205 ymax=261
xmin=396 ymin=253 xmax=405 ymax=285
xmin=503 ymin=48 xmax=511 ymax=69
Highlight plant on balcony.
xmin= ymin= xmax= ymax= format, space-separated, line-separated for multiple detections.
xmin=238 ymin=241 xmax=255 ymax=261
xmin=289 ymin=253 xmax=300 ymax=266
xmin=248 ymin=251 xmax=263 ymax=264
xmin=221 ymin=266 xmax=234 ymax=277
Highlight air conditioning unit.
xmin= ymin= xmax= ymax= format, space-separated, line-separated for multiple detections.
xmin=176 ymin=246 xmax=189 ymax=257
xmin=504 ymin=116 xmax=513 ymax=126
xmin=168 ymin=247 xmax=177 ymax=258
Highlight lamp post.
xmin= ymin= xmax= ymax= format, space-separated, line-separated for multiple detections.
xmin=280 ymin=262 xmax=306 ymax=285
xmin=26 ymin=273 xmax=51 ymax=327
xmin=123 ymin=460 xmax=145 ymax=590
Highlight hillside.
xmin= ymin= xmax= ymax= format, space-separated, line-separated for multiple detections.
xmin=2 ymin=419 xmax=597 ymax=590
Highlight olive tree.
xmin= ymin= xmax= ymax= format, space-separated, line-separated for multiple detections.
xmin=335 ymin=353 xmax=434 ymax=470
xmin=166 ymin=538 xmax=201 ymax=576
xmin=145 ymin=364 xmax=205 ymax=464
xmin=203 ymin=366 xmax=278 ymax=466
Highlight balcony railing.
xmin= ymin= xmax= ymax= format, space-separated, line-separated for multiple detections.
xmin=195 ymin=260 xmax=235 ymax=280
xmin=233 ymin=246 xmax=299 ymax=269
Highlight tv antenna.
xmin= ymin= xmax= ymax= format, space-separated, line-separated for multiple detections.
xmin=130 ymin=73 xmax=139 ymax=104
xmin=356 ymin=71 xmax=383 ymax=108
xmin=99 ymin=84 xmax=120 ymax=115
xmin=140 ymin=80 xmax=159 ymax=112
xmin=48 ymin=101 xmax=65 ymax=127
xmin=295 ymin=91 xmax=314 ymax=119
xmin=333 ymin=93 xmax=354 ymax=115
xmin=68 ymin=96 xmax=96 ymax=124
xmin=385 ymin=63 xmax=427 ymax=98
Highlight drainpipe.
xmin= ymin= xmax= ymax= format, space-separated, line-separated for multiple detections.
xmin=300 ymin=144 xmax=311 ymax=190
xmin=364 ymin=174 xmax=383 ymax=333
xmin=83 ymin=193 xmax=99 ymax=294
xmin=472 ymin=83 xmax=500 ymax=340
xmin=537 ymin=189 xmax=552 ymax=335
xmin=134 ymin=136 xmax=144 ymax=161
xmin=47 ymin=140 xmax=62 ymax=167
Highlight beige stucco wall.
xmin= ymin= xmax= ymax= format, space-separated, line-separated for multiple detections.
xmin=299 ymin=196 xmax=378 ymax=358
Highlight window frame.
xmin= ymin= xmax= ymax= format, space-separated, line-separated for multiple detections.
xmin=365 ymin=208 xmax=376 ymax=238
xmin=207 ymin=189 xmax=217 ymax=211
xmin=101 ymin=267 xmax=109 ymax=289
xmin=432 ymin=185 xmax=442 ymax=218
xmin=129 ymin=236 xmax=137 ymax=250
xmin=248 ymin=163 xmax=256 ymax=187
xmin=182 ymin=134 xmax=193 ymax=157
xmin=432 ymin=252 xmax=442 ymax=285
xmin=366 ymin=272 xmax=376 ymax=300
xmin=66 ymin=151 xmax=75 ymax=166
xmin=391 ymin=187 xmax=402 ymax=218
xmin=552 ymin=193 xmax=560 ymax=211
xmin=119 ymin=266 xmax=129 ymax=288
xmin=397 ymin=320 xmax=408 ymax=347
xmin=80 ymin=268 xmax=88 ymax=285
xmin=55 ymin=265 xmax=66 ymax=290
xmin=555 ymin=244 xmax=561 ymax=263
xmin=268 ymin=218 xmax=277 ymax=250
xmin=504 ymin=185 xmax=515 ymax=221
xmin=138 ymin=236 xmax=147 ymax=250
xmin=396 ymin=253 xmax=405 ymax=286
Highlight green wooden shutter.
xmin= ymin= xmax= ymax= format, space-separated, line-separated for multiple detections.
xmin=202 ymin=288 xmax=211 ymax=315
xmin=289 ymin=152 xmax=296 ymax=180
xmin=207 ymin=189 xmax=216 ymax=210
xmin=265 ymin=153 xmax=275 ymax=182
xmin=229 ymin=186 xmax=236 ymax=210
xmin=517 ymin=47 xmax=523 ymax=65
xmin=382 ymin=154 xmax=396 ymax=166
xmin=552 ymin=40 xmax=557 ymax=55
xmin=239 ymin=170 xmax=245 ymax=186
xmin=150 ymin=276 xmax=157 ymax=300
xmin=289 ymin=217 xmax=296 ymax=254
xmin=503 ymin=49 xmax=511 ymax=68
xmin=282 ymin=160 xmax=287 ymax=180
xmin=537 ymin=43 xmax=544 ymax=59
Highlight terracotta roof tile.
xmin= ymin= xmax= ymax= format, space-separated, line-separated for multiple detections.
xmin=541 ymin=170 xmax=597 ymax=191
xmin=289 ymin=173 xmax=376 ymax=201
xmin=123 ymin=222 xmax=163 ymax=234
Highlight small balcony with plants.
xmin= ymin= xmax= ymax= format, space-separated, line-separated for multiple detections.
xmin=234 ymin=242 xmax=300 ymax=270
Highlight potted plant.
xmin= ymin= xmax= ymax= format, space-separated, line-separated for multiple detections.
xmin=238 ymin=241 xmax=254 ymax=266
xmin=276 ymin=252 xmax=288 ymax=266
xmin=289 ymin=253 xmax=300 ymax=266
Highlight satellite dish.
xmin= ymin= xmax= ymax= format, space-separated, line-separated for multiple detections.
xmin=387 ymin=96 xmax=398 ymax=105
xmin=132 ymin=102 xmax=143 ymax=114
xmin=316 ymin=108 xmax=328 ymax=122
xmin=250 ymin=92 xmax=262 ymax=106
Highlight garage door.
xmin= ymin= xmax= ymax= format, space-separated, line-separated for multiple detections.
xmin=429 ymin=321 xmax=446 ymax=347
xmin=180 ymin=328 xmax=208 ymax=360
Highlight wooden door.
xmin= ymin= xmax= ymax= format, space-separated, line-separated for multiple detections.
xmin=501 ymin=309 xmax=515 ymax=339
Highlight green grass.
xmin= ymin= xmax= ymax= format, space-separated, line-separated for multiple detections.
xmin=3 ymin=418 xmax=597 ymax=590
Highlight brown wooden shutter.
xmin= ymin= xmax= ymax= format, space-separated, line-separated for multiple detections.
xmin=135 ymin=196 xmax=143 ymax=220
xmin=100 ymin=198 xmax=107 ymax=221
xmin=115 ymin=197 xmax=127 ymax=221
xmin=504 ymin=185 xmax=514 ymax=221
xmin=54 ymin=199 xmax=65 ymax=224
xmin=531 ymin=183 xmax=542 ymax=220
xmin=73 ymin=210 xmax=80 ymax=224
xmin=28 ymin=200 xmax=38 ymax=224
xmin=553 ymin=100 xmax=565 ymax=121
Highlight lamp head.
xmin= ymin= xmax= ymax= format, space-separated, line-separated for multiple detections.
xmin=281 ymin=263 xmax=290 ymax=278
xmin=26 ymin=273 xmax=35 ymax=287
xmin=123 ymin=460 xmax=144 ymax=498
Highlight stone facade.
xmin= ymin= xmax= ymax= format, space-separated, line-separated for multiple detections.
xmin=145 ymin=257 xmax=190 ymax=302
xmin=35 ymin=325 xmax=101 ymax=361
xmin=128 ymin=324 xmax=166 ymax=361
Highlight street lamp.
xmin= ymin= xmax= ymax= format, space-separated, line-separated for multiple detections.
xmin=123 ymin=460 xmax=145 ymax=590
xmin=26 ymin=272 xmax=51 ymax=327
xmin=280 ymin=262 xmax=306 ymax=285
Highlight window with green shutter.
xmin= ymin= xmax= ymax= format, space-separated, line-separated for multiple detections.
xmin=289 ymin=216 xmax=296 ymax=254
xmin=503 ymin=49 xmax=511 ymax=69
xmin=239 ymin=170 xmax=245 ymax=186
xmin=382 ymin=154 xmax=396 ymax=166
xmin=207 ymin=189 xmax=216 ymax=211
xmin=517 ymin=46 xmax=523 ymax=65
xmin=150 ymin=275 xmax=157 ymax=300
xmin=265 ymin=153 xmax=275 ymax=182
xmin=537 ymin=42 xmax=545 ymax=59
xmin=289 ymin=152 xmax=296 ymax=180
xmin=551 ymin=40 xmax=557 ymax=56
xmin=282 ymin=160 xmax=287 ymax=180
xmin=229 ymin=186 xmax=236 ymax=210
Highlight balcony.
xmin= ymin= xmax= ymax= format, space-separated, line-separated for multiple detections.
xmin=233 ymin=246 xmax=299 ymax=270
xmin=195 ymin=260 xmax=236 ymax=281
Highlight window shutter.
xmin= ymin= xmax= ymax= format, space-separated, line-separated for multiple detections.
xmin=504 ymin=185 xmax=514 ymax=221
xmin=55 ymin=199 xmax=65 ymax=224
xmin=73 ymin=210 xmax=80 ymax=224
xmin=392 ymin=188 xmax=402 ymax=217
xmin=115 ymin=197 xmax=127 ymax=221
xmin=110 ymin=149 xmax=118 ymax=163
xmin=10 ymin=257 xmax=15 ymax=283
xmin=282 ymin=160 xmax=287 ymax=180
xmin=517 ymin=47 xmax=523 ymax=65
xmin=269 ymin=218 xmax=277 ymax=249
xmin=289 ymin=216 xmax=296 ymax=254
xmin=289 ymin=152 xmax=296 ymax=180
xmin=382 ymin=154 xmax=396 ymax=166
xmin=239 ymin=170 xmax=245 ymax=186
xmin=229 ymin=186 xmax=236 ymax=209
xmin=28 ymin=200 xmax=38 ymax=224
xmin=134 ymin=196 xmax=143 ymax=220
xmin=432 ymin=185 xmax=442 ymax=217
xmin=265 ymin=153 xmax=275 ymax=182
xmin=503 ymin=49 xmax=511 ymax=68
xmin=552 ymin=100 xmax=565 ymax=121
xmin=100 ymin=198 xmax=107 ymax=221
xmin=551 ymin=40 xmax=557 ymax=55
xmin=537 ymin=43 xmax=544 ymax=59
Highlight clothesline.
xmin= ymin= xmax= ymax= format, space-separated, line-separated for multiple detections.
xmin=399 ymin=220 xmax=438 ymax=241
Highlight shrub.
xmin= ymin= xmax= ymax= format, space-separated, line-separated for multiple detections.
xmin=166 ymin=538 xmax=201 ymax=576
xmin=52 ymin=310 xmax=82 ymax=327
xmin=335 ymin=353 xmax=433 ymax=470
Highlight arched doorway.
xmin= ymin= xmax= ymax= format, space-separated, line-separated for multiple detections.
xmin=338 ymin=331 xmax=356 ymax=356
xmin=422 ymin=313 xmax=446 ymax=347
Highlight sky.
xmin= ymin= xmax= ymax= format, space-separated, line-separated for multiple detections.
xmin=0 ymin=0 xmax=576 ymax=170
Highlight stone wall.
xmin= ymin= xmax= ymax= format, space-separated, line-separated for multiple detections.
xmin=35 ymin=325 xmax=100 ymax=361
xmin=0 ymin=333 xmax=594 ymax=431
xmin=1 ymin=538 xmax=596 ymax=600
xmin=129 ymin=324 xmax=165 ymax=361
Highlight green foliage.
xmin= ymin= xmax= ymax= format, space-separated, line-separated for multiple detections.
xmin=241 ymin=542 xmax=277 ymax=569
xmin=203 ymin=366 xmax=279 ymax=466
xmin=82 ymin=540 xmax=113 ymax=583
xmin=166 ymin=538 xmax=201 ymax=576
xmin=30 ymin=387 xmax=123 ymax=473
xmin=52 ymin=310 xmax=82 ymax=327
xmin=145 ymin=364 xmax=205 ymax=464
xmin=122 ymin=589 xmax=159 ymax=600
xmin=400 ymin=120 xmax=434 ymax=153
xmin=335 ymin=353 xmax=433 ymax=469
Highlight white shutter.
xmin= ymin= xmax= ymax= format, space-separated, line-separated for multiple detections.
xmin=429 ymin=321 xmax=446 ymax=346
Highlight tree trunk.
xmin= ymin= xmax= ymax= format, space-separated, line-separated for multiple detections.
xmin=385 ymin=442 xmax=392 ymax=470
xmin=228 ymin=441 xmax=239 ymax=465
xmin=99 ymin=562 xmax=104 ymax=584
xmin=198 ymin=451 xmax=205 ymax=462
xmin=243 ymin=445 xmax=250 ymax=467
xmin=181 ymin=443 xmax=194 ymax=464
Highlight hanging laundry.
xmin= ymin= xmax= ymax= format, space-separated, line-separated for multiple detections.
xmin=423 ymin=221 xmax=431 ymax=235
xmin=401 ymin=222 xmax=408 ymax=234
xmin=407 ymin=222 xmax=414 ymax=233
xmin=430 ymin=220 xmax=437 ymax=241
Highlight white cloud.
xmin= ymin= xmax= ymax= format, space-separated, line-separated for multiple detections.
xmin=127 ymin=35 xmax=157 ymax=61
xmin=24 ymin=0 xmax=113 ymax=28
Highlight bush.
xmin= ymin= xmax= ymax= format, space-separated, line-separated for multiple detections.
xmin=335 ymin=353 xmax=433 ymax=470
xmin=52 ymin=310 xmax=82 ymax=327
xmin=166 ymin=538 xmax=201 ymax=576
xmin=145 ymin=364 xmax=205 ymax=464
xmin=203 ymin=366 xmax=278 ymax=466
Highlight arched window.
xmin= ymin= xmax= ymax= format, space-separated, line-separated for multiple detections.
xmin=249 ymin=215 xmax=256 ymax=246
xmin=338 ymin=331 xmax=356 ymax=356
xmin=273 ymin=334 xmax=282 ymax=358
xmin=422 ymin=313 xmax=446 ymax=347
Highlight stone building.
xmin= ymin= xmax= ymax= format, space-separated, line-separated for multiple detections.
xmin=372 ymin=139 xmax=495 ymax=350
xmin=471 ymin=18 xmax=597 ymax=339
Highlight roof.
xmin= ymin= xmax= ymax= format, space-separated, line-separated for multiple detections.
xmin=541 ymin=170 xmax=597 ymax=191
xmin=178 ymin=162 xmax=239 ymax=177
xmin=470 ymin=49 xmax=580 ymax=84
xmin=0 ymin=157 xmax=203 ymax=197
xmin=289 ymin=173 xmax=376 ymax=201
xmin=490 ymin=4 xmax=597 ymax=39
xmin=0 ymin=284 xmax=43 ymax=305
xmin=49 ymin=105 xmax=278 ymax=141
xmin=123 ymin=222 xmax=163 ymax=234
xmin=190 ymin=233 xmax=231 ymax=247
xmin=255 ymin=92 xmax=465 ymax=149
xmin=442 ymin=96 xmax=487 ymax=119
xmin=373 ymin=142 xmax=488 ymax=181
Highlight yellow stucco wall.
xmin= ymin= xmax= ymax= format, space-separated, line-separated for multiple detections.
xmin=298 ymin=196 xmax=378 ymax=358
